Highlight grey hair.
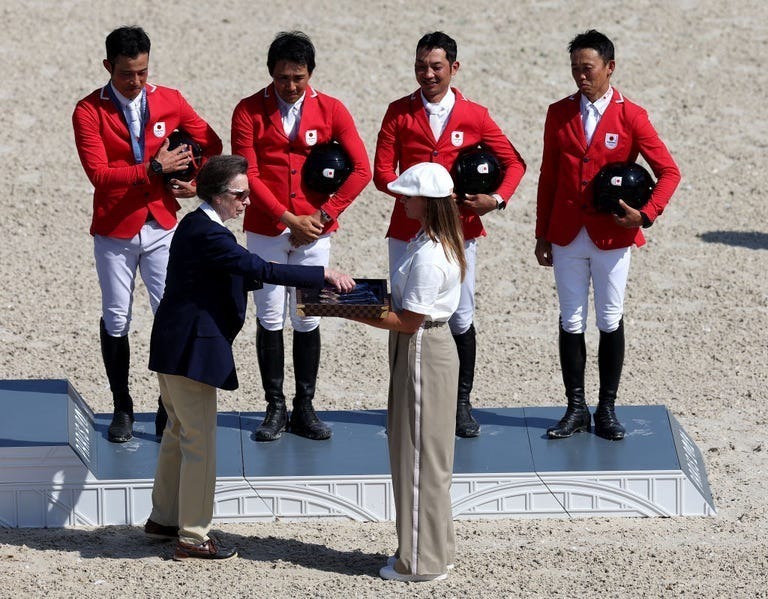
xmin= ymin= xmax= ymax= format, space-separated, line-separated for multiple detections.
xmin=195 ymin=155 xmax=248 ymax=202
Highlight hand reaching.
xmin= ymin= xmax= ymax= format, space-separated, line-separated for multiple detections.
xmin=323 ymin=268 xmax=356 ymax=293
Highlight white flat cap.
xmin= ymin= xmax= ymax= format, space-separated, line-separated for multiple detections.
xmin=387 ymin=162 xmax=454 ymax=198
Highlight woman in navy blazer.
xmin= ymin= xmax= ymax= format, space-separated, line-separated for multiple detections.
xmin=144 ymin=155 xmax=354 ymax=561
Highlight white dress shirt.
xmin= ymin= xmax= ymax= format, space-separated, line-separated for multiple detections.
xmin=276 ymin=92 xmax=305 ymax=141
xmin=111 ymin=83 xmax=145 ymax=140
xmin=580 ymin=87 xmax=613 ymax=145
xmin=421 ymin=88 xmax=455 ymax=141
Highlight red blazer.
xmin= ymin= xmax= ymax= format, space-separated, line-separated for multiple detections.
xmin=231 ymin=85 xmax=371 ymax=236
xmin=536 ymin=88 xmax=681 ymax=249
xmin=73 ymin=83 xmax=223 ymax=238
xmin=374 ymin=88 xmax=526 ymax=241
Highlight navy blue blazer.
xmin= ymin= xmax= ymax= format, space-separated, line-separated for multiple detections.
xmin=149 ymin=207 xmax=325 ymax=390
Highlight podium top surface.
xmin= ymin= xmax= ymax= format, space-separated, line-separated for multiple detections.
xmin=0 ymin=381 xmax=682 ymax=480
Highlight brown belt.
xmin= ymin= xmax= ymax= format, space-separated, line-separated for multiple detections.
xmin=422 ymin=320 xmax=446 ymax=329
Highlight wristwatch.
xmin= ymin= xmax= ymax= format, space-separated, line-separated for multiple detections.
xmin=150 ymin=158 xmax=163 ymax=176
xmin=496 ymin=199 xmax=507 ymax=211
xmin=319 ymin=208 xmax=333 ymax=224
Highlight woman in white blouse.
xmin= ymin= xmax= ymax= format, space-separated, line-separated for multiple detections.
xmin=348 ymin=162 xmax=465 ymax=582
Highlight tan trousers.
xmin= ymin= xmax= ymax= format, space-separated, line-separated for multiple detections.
xmin=150 ymin=373 xmax=218 ymax=544
xmin=388 ymin=324 xmax=458 ymax=576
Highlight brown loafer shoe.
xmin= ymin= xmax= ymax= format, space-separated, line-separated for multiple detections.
xmin=173 ymin=535 xmax=237 ymax=561
xmin=144 ymin=519 xmax=179 ymax=541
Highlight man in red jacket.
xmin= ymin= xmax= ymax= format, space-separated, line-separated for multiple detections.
xmin=73 ymin=26 xmax=222 ymax=443
xmin=231 ymin=31 xmax=371 ymax=442
xmin=374 ymin=31 xmax=526 ymax=438
xmin=535 ymin=29 xmax=680 ymax=440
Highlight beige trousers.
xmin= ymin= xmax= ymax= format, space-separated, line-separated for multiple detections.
xmin=150 ymin=373 xmax=218 ymax=544
xmin=388 ymin=324 xmax=458 ymax=576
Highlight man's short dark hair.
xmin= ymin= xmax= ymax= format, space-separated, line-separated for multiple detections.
xmin=196 ymin=155 xmax=248 ymax=203
xmin=568 ymin=29 xmax=614 ymax=62
xmin=105 ymin=26 xmax=151 ymax=63
xmin=416 ymin=31 xmax=458 ymax=64
xmin=267 ymin=31 xmax=316 ymax=75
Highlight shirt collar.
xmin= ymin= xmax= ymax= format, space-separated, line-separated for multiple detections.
xmin=421 ymin=88 xmax=455 ymax=113
xmin=110 ymin=82 xmax=144 ymax=109
xmin=407 ymin=229 xmax=430 ymax=248
xmin=200 ymin=201 xmax=223 ymax=226
xmin=581 ymin=86 xmax=614 ymax=116
xmin=275 ymin=91 xmax=306 ymax=116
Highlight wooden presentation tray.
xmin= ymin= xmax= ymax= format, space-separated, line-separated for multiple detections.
xmin=296 ymin=278 xmax=390 ymax=319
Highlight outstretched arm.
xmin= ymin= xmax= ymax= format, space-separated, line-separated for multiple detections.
xmin=347 ymin=308 xmax=425 ymax=334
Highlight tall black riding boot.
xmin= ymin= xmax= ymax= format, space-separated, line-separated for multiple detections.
xmin=595 ymin=319 xmax=626 ymax=440
xmin=254 ymin=322 xmax=288 ymax=441
xmin=547 ymin=324 xmax=590 ymax=439
xmin=454 ymin=324 xmax=480 ymax=438
xmin=289 ymin=327 xmax=331 ymax=440
xmin=100 ymin=318 xmax=134 ymax=443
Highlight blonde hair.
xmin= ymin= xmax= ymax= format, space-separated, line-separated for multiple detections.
xmin=423 ymin=196 xmax=467 ymax=280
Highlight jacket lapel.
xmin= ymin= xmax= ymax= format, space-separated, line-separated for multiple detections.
xmin=410 ymin=91 xmax=434 ymax=142
xmin=264 ymin=85 xmax=287 ymax=140
xmin=102 ymin=83 xmax=158 ymax=140
xmin=565 ymin=92 xmax=588 ymax=150
xmin=442 ymin=87 xmax=466 ymax=146
xmin=100 ymin=84 xmax=130 ymax=136
xmin=144 ymin=83 xmax=156 ymax=124
xmin=570 ymin=87 xmax=624 ymax=151
xmin=296 ymin=86 xmax=319 ymax=146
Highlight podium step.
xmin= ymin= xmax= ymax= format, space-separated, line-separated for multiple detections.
xmin=0 ymin=379 xmax=715 ymax=528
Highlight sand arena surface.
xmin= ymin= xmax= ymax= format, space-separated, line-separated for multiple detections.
xmin=0 ymin=1 xmax=766 ymax=596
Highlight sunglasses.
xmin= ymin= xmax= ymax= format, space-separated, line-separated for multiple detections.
xmin=226 ymin=188 xmax=250 ymax=201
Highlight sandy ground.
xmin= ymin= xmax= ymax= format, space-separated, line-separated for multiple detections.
xmin=0 ymin=0 xmax=766 ymax=596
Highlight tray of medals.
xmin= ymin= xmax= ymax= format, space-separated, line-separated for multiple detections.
xmin=296 ymin=278 xmax=390 ymax=319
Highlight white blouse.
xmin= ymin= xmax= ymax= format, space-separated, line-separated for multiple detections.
xmin=391 ymin=231 xmax=461 ymax=323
